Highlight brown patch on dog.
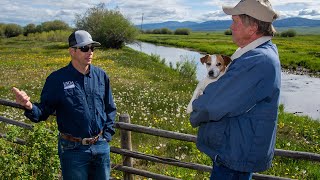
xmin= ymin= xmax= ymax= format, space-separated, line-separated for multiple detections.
xmin=200 ymin=54 xmax=211 ymax=64
xmin=217 ymin=55 xmax=232 ymax=67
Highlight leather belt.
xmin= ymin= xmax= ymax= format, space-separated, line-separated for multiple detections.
xmin=60 ymin=131 xmax=103 ymax=145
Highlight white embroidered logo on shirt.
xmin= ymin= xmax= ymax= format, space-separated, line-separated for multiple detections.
xmin=63 ymin=81 xmax=75 ymax=89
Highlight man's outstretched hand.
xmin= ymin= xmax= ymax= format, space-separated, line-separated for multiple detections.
xmin=12 ymin=87 xmax=32 ymax=110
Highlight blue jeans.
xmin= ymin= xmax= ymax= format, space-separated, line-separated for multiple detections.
xmin=210 ymin=157 xmax=253 ymax=180
xmin=58 ymin=137 xmax=110 ymax=180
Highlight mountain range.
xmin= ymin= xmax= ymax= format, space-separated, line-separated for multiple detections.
xmin=139 ymin=17 xmax=320 ymax=32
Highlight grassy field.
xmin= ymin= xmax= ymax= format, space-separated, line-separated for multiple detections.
xmin=137 ymin=32 xmax=320 ymax=75
xmin=0 ymin=37 xmax=319 ymax=179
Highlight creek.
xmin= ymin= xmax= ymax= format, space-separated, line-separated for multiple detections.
xmin=127 ymin=42 xmax=320 ymax=120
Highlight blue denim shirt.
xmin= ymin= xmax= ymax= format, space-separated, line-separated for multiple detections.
xmin=190 ymin=41 xmax=281 ymax=172
xmin=25 ymin=62 xmax=116 ymax=141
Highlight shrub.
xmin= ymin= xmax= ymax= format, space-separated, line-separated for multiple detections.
xmin=224 ymin=29 xmax=232 ymax=35
xmin=4 ymin=23 xmax=23 ymax=38
xmin=174 ymin=28 xmax=191 ymax=35
xmin=0 ymin=23 xmax=5 ymax=37
xmin=144 ymin=29 xmax=153 ymax=34
xmin=40 ymin=20 xmax=71 ymax=32
xmin=175 ymin=55 xmax=197 ymax=80
xmin=152 ymin=29 xmax=161 ymax=34
xmin=75 ymin=3 xmax=139 ymax=49
xmin=281 ymin=29 xmax=297 ymax=37
xmin=150 ymin=53 xmax=165 ymax=65
xmin=160 ymin=28 xmax=173 ymax=34
xmin=23 ymin=23 xmax=37 ymax=36
xmin=18 ymin=30 xmax=71 ymax=42
xmin=0 ymin=124 xmax=60 ymax=179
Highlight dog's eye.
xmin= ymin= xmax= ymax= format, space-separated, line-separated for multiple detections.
xmin=216 ymin=63 xmax=221 ymax=66
xmin=206 ymin=63 xmax=211 ymax=66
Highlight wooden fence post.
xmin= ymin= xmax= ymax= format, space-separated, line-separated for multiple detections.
xmin=119 ymin=114 xmax=134 ymax=180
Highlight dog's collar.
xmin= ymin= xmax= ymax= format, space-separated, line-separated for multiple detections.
xmin=231 ymin=36 xmax=272 ymax=60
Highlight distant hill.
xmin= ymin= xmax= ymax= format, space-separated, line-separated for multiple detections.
xmin=139 ymin=17 xmax=320 ymax=32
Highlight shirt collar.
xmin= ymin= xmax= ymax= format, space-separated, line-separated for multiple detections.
xmin=231 ymin=36 xmax=272 ymax=60
xmin=67 ymin=62 xmax=92 ymax=78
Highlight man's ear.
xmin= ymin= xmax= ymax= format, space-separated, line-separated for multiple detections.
xmin=69 ymin=47 xmax=75 ymax=56
xmin=249 ymin=23 xmax=258 ymax=35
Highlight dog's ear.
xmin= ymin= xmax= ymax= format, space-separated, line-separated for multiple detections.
xmin=221 ymin=55 xmax=232 ymax=66
xmin=200 ymin=54 xmax=210 ymax=64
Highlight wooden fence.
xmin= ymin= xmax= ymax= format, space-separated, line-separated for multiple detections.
xmin=1 ymin=98 xmax=320 ymax=180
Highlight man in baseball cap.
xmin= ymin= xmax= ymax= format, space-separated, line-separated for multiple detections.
xmin=190 ymin=1 xmax=281 ymax=180
xmin=13 ymin=29 xmax=116 ymax=179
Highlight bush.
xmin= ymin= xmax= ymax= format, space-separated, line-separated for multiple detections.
xmin=40 ymin=20 xmax=71 ymax=32
xmin=0 ymin=124 xmax=60 ymax=179
xmin=23 ymin=23 xmax=37 ymax=36
xmin=25 ymin=30 xmax=71 ymax=42
xmin=160 ymin=28 xmax=173 ymax=34
xmin=75 ymin=3 xmax=139 ymax=49
xmin=175 ymin=55 xmax=197 ymax=80
xmin=224 ymin=29 xmax=232 ymax=35
xmin=281 ymin=29 xmax=297 ymax=37
xmin=4 ymin=23 xmax=23 ymax=38
xmin=174 ymin=28 xmax=191 ymax=35
xmin=0 ymin=23 xmax=5 ymax=37
xmin=144 ymin=29 xmax=153 ymax=34
xmin=152 ymin=29 xmax=161 ymax=34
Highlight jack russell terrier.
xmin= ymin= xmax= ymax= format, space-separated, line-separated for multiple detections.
xmin=186 ymin=54 xmax=232 ymax=113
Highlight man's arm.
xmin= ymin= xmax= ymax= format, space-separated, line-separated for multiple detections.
xmin=103 ymin=77 xmax=117 ymax=142
xmin=13 ymin=75 xmax=57 ymax=123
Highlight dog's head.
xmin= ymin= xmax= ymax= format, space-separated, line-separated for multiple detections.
xmin=200 ymin=54 xmax=231 ymax=78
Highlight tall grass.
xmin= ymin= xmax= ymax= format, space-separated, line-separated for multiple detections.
xmin=0 ymin=38 xmax=319 ymax=179
xmin=15 ymin=30 xmax=72 ymax=42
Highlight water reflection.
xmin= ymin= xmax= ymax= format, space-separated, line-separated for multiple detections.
xmin=127 ymin=42 xmax=320 ymax=120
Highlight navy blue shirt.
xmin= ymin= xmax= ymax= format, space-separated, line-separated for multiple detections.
xmin=25 ymin=62 xmax=116 ymax=141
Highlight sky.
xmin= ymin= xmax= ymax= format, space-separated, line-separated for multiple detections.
xmin=1 ymin=0 xmax=320 ymax=27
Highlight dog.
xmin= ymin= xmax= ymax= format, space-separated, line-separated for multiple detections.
xmin=186 ymin=54 xmax=232 ymax=113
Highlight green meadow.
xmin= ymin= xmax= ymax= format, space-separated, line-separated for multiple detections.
xmin=137 ymin=32 xmax=320 ymax=75
xmin=0 ymin=34 xmax=319 ymax=179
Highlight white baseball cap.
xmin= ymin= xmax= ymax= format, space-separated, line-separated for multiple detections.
xmin=68 ymin=30 xmax=101 ymax=47
xmin=222 ymin=0 xmax=278 ymax=22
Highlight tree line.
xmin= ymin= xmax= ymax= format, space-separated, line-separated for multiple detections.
xmin=0 ymin=20 xmax=71 ymax=38
xmin=0 ymin=3 xmax=138 ymax=49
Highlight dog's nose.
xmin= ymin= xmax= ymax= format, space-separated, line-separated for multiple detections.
xmin=208 ymin=71 xmax=214 ymax=77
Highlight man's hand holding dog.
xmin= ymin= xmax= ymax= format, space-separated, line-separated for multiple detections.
xmin=12 ymin=87 xmax=33 ymax=110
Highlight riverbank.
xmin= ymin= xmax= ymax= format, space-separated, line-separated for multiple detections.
xmin=282 ymin=67 xmax=320 ymax=78
xmin=127 ymin=42 xmax=320 ymax=120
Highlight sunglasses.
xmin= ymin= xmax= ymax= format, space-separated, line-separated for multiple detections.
xmin=75 ymin=45 xmax=95 ymax=52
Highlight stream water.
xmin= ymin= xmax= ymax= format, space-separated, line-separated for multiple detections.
xmin=127 ymin=42 xmax=320 ymax=120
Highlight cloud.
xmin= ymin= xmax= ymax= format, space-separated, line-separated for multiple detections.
xmin=0 ymin=0 xmax=319 ymax=26
xmin=299 ymin=9 xmax=320 ymax=16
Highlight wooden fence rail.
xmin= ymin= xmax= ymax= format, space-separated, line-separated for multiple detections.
xmin=1 ymin=98 xmax=320 ymax=180
xmin=115 ymin=120 xmax=320 ymax=162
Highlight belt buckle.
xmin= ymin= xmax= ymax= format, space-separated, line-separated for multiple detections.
xmin=82 ymin=138 xmax=91 ymax=145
